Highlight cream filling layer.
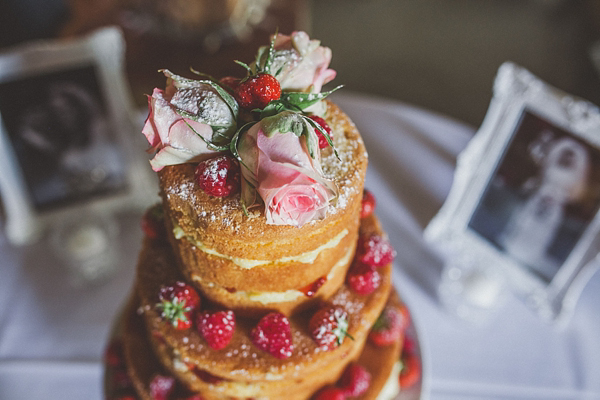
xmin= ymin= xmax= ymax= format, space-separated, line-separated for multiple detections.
xmin=191 ymin=245 xmax=354 ymax=305
xmin=174 ymin=223 xmax=348 ymax=269
xmin=376 ymin=361 xmax=401 ymax=400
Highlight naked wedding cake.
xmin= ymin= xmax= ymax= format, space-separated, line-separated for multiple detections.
xmin=104 ymin=31 xmax=418 ymax=400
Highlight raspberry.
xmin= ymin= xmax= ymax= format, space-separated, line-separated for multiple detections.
xmin=234 ymin=73 xmax=281 ymax=109
xmin=250 ymin=312 xmax=293 ymax=359
xmin=309 ymin=115 xmax=334 ymax=149
xmin=368 ymin=305 xmax=407 ymax=347
xmin=149 ymin=374 xmax=175 ymax=400
xmin=356 ymin=235 xmax=396 ymax=268
xmin=197 ymin=310 xmax=236 ymax=350
xmin=219 ymin=76 xmax=240 ymax=92
xmin=141 ymin=204 xmax=165 ymax=239
xmin=309 ymin=306 xmax=351 ymax=351
xmin=157 ymin=281 xmax=201 ymax=330
xmin=359 ymin=190 xmax=376 ymax=219
xmin=195 ymin=155 xmax=240 ymax=197
xmin=338 ymin=363 xmax=371 ymax=397
xmin=314 ymin=386 xmax=346 ymax=400
xmin=346 ymin=262 xmax=381 ymax=295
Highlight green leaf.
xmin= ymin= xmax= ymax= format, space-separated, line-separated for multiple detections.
xmin=281 ymin=85 xmax=343 ymax=110
xmin=189 ymin=67 xmax=219 ymax=83
xmin=262 ymin=29 xmax=278 ymax=75
xmin=305 ymin=116 xmax=340 ymax=160
xmin=181 ymin=119 xmax=230 ymax=151
xmin=234 ymin=60 xmax=253 ymax=76
xmin=229 ymin=121 xmax=257 ymax=169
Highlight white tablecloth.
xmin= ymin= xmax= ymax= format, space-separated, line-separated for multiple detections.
xmin=1 ymin=92 xmax=599 ymax=399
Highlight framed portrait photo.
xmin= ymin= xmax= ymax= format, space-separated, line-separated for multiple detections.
xmin=0 ymin=27 xmax=156 ymax=245
xmin=425 ymin=62 xmax=600 ymax=322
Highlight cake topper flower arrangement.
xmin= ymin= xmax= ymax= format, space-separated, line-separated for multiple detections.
xmin=142 ymin=31 xmax=342 ymax=227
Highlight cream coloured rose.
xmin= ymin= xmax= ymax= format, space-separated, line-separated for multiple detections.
xmin=267 ymin=31 xmax=336 ymax=94
xmin=142 ymin=70 xmax=237 ymax=171
xmin=235 ymin=111 xmax=337 ymax=226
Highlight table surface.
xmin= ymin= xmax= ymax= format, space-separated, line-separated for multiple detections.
xmin=1 ymin=91 xmax=599 ymax=400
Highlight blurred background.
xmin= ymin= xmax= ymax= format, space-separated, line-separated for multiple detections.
xmin=1 ymin=0 xmax=600 ymax=127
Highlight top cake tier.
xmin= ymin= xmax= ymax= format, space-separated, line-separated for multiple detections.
xmin=142 ymin=31 xmax=368 ymax=315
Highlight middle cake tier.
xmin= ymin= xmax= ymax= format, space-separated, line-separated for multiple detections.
xmin=134 ymin=214 xmax=392 ymax=395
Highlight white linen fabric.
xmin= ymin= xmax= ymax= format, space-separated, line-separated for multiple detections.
xmin=0 ymin=91 xmax=598 ymax=399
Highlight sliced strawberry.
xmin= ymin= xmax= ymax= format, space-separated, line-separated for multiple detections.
xmin=156 ymin=282 xmax=201 ymax=330
xmin=299 ymin=276 xmax=326 ymax=297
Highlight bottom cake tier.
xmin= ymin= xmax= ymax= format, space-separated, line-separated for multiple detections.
xmin=104 ymin=289 xmax=416 ymax=400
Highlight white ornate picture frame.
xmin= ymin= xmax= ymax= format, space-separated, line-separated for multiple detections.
xmin=425 ymin=62 xmax=600 ymax=322
xmin=0 ymin=27 xmax=155 ymax=245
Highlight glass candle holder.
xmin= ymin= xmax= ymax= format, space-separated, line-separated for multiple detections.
xmin=51 ymin=210 xmax=119 ymax=286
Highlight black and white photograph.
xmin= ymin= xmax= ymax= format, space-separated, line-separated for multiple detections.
xmin=0 ymin=64 xmax=127 ymax=212
xmin=468 ymin=110 xmax=600 ymax=283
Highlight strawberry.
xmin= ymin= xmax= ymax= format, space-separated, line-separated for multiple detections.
xmin=314 ymin=386 xmax=346 ymax=400
xmin=195 ymin=155 xmax=240 ymax=197
xmin=368 ymin=305 xmax=407 ymax=347
xmin=234 ymin=73 xmax=281 ymax=110
xmin=250 ymin=312 xmax=294 ymax=359
xmin=141 ymin=204 xmax=165 ymax=239
xmin=338 ymin=363 xmax=371 ymax=397
xmin=309 ymin=115 xmax=334 ymax=149
xmin=112 ymin=368 xmax=133 ymax=390
xmin=359 ymin=190 xmax=376 ymax=219
xmin=149 ymin=374 xmax=175 ymax=400
xmin=356 ymin=235 xmax=396 ymax=268
xmin=346 ymin=262 xmax=381 ymax=295
xmin=104 ymin=339 xmax=124 ymax=368
xmin=309 ymin=306 xmax=351 ymax=351
xmin=399 ymin=347 xmax=421 ymax=388
xmin=156 ymin=281 xmax=201 ymax=330
xmin=197 ymin=310 xmax=236 ymax=350
xmin=112 ymin=396 xmax=137 ymax=400
xmin=219 ymin=76 xmax=241 ymax=92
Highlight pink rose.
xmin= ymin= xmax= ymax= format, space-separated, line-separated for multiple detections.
xmin=142 ymin=70 xmax=237 ymax=171
xmin=236 ymin=112 xmax=337 ymax=227
xmin=269 ymin=31 xmax=336 ymax=93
